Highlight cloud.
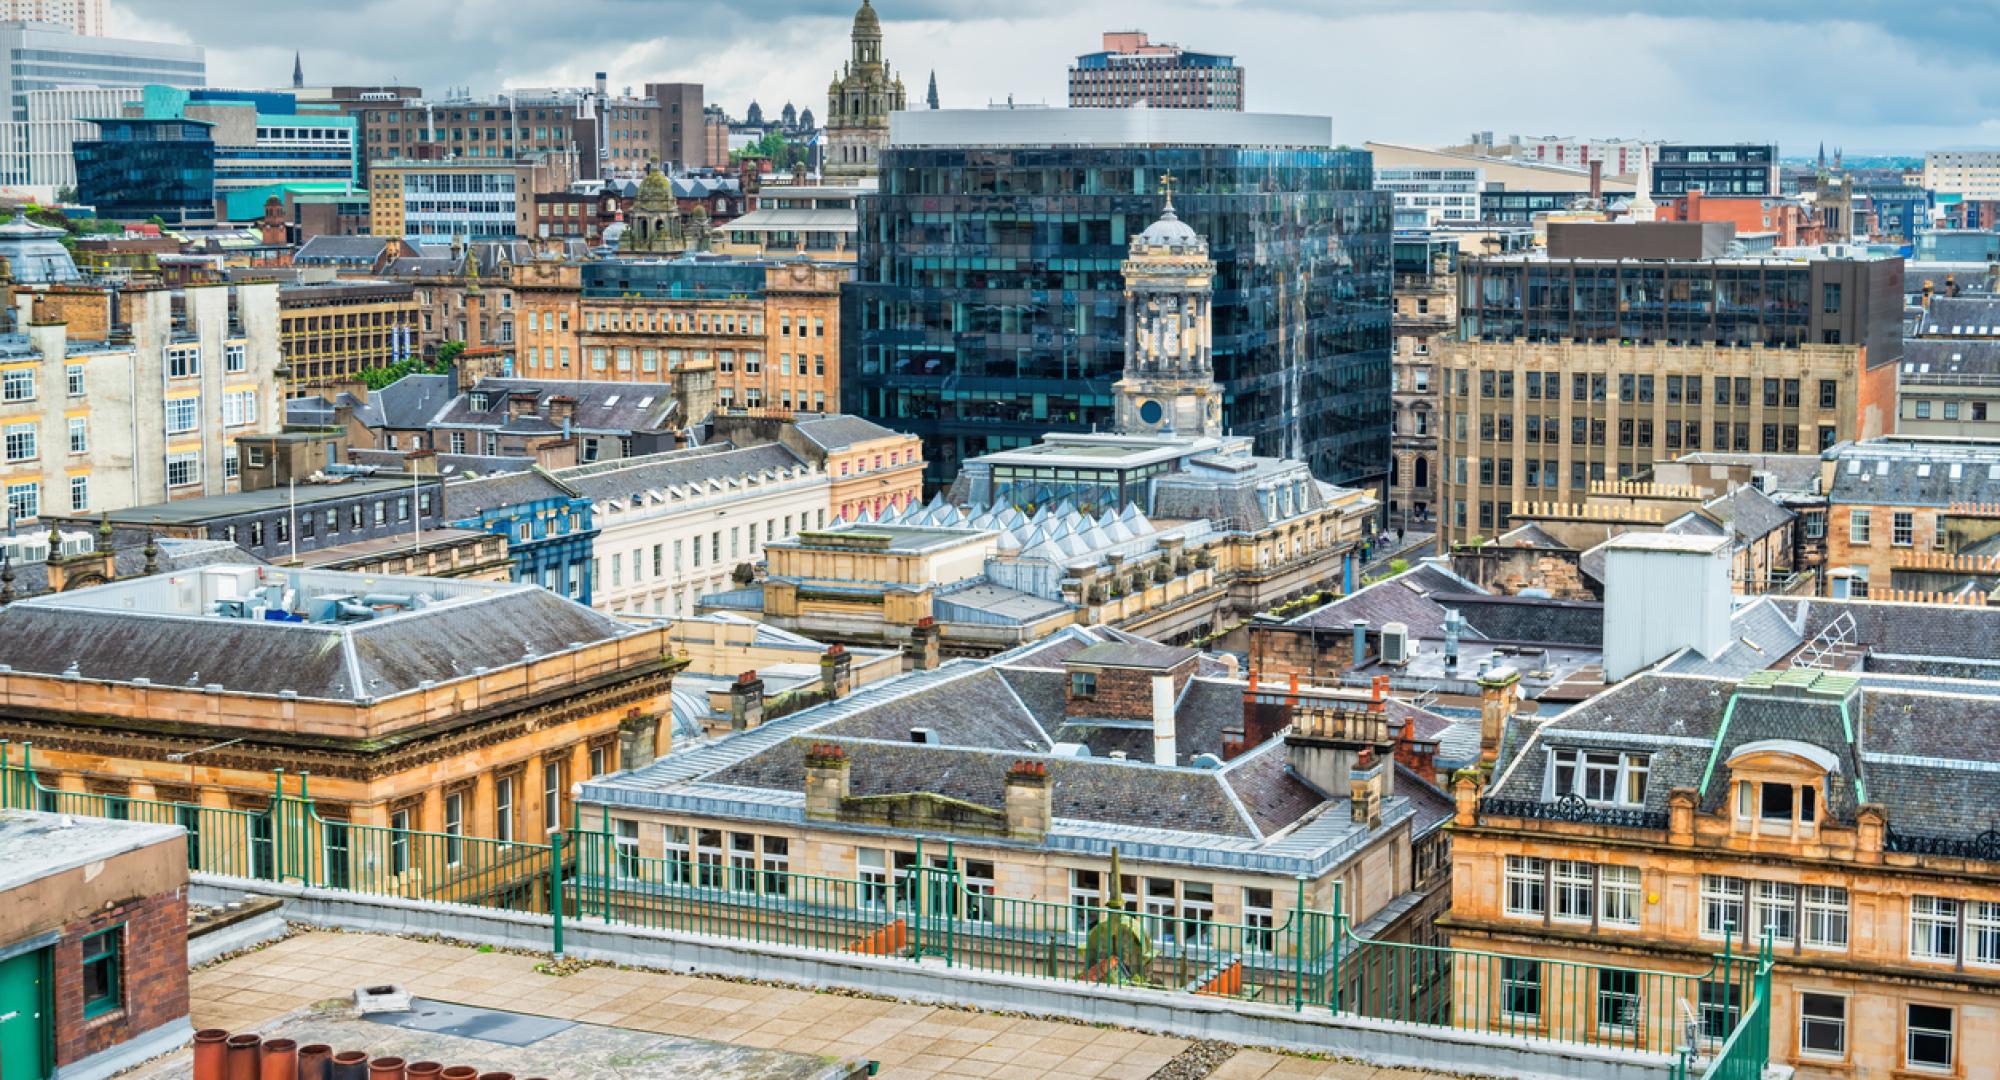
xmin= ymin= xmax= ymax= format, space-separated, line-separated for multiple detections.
xmin=102 ymin=0 xmax=1996 ymax=154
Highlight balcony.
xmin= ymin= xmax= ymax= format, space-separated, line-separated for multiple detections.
xmin=1480 ymin=793 xmax=1668 ymax=831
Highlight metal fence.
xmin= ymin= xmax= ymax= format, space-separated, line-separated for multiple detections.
xmin=1 ymin=745 xmax=1771 ymax=1068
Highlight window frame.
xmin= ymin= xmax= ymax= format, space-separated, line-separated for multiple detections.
xmin=1798 ymin=991 xmax=1846 ymax=1060
xmin=80 ymin=924 xmax=123 ymax=1019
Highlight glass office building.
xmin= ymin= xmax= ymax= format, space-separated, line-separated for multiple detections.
xmin=843 ymin=109 xmax=1391 ymax=490
xmin=73 ymin=117 xmax=214 ymax=223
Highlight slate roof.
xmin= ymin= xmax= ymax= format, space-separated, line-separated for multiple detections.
xmin=706 ymin=736 xmax=1261 ymax=838
xmin=434 ymin=378 xmax=680 ymax=435
xmin=813 ymin=666 xmax=1050 ymax=752
xmin=443 ymin=469 xmax=578 ymax=520
xmin=1912 ymin=295 xmax=2000 ymax=337
xmin=1825 ymin=441 xmax=2000 ymax=507
xmin=1288 ymin=562 xmax=1482 ymax=637
xmin=1398 ymin=765 xmax=1456 ymax=839
xmin=294 ymin=235 xmax=389 ymax=265
xmin=788 ymin=414 xmax=901 ymax=452
xmin=557 ymin=444 xmax=809 ymax=504
xmin=1498 ymin=523 xmax=1569 ymax=549
xmin=0 ymin=578 xmax=637 ymax=701
xmin=1223 ymin=739 xmax=1324 ymax=835
xmin=1901 ymin=338 xmax=2000 ymax=379
xmin=1443 ymin=593 xmax=1603 ymax=647
xmin=1 ymin=539 xmax=264 ymax=601
xmin=374 ymin=374 xmax=456 ymax=430
xmin=1672 ymin=453 xmax=1824 ymax=497
xmin=1067 ymin=640 xmax=1197 ymax=671
xmin=1659 ymin=595 xmax=1804 ymax=679
xmin=1701 ymin=485 xmax=1795 ymax=542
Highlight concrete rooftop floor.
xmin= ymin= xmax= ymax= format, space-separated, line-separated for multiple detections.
xmin=169 ymin=931 xmax=1466 ymax=1080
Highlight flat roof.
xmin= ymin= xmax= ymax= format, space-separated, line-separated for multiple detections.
xmin=891 ymin=108 xmax=1331 ymax=149
xmin=0 ymin=810 xmax=183 ymax=895
xmin=94 ymin=477 xmax=434 ymax=524
xmin=1603 ymin=532 xmax=1731 ymax=554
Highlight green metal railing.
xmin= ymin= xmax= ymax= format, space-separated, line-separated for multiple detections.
xmin=0 ymin=744 xmax=1774 ymax=1066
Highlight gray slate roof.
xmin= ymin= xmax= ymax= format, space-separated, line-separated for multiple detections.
xmin=789 ymin=414 xmax=900 ymax=452
xmin=1901 ymin=338 xmax=2000 ymax=379
xmin=374 ymin=374 xmax=457 ymax=430
xmin=434 ymin=378 xmax=680 ymax=435
xmin=443 ymin=469 xmax=578 ymax=520
xmin=557 ymin=444 xmax=808 ymax=503
xmin=1913 ymin=295 xmax=2000 ymax=337
xmin=294 ymin=235 xmax=389 ymax=264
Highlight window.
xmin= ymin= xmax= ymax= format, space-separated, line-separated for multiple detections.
xmin=1501 ymin=958 xmax=1541 ymax=1022
xmin=615 ymin=819 xmax=640 ymax=879
xmin=1596 ymin=970 xmax=1639 ymax=1035
xmin=1244 ymin=887 xmax=1275 ymax=951
xmin=226 ymin=343 xmax=246 ymax=373
xmin=1070 ymin=671 xmax=1096 ymax=697
xmin=3 ymin=368 xmax=34 ymax=401
xmin=761 ymin=836 xmax=790 ymax=896
xmin=1907 ymin=1004 xmax=1954 ymax=1072
xmin=963 ymin=859 xmax=994 ymax=922
xmin=66 ymin=364 xmax=84 ymax=396
xmin=389 ymin=809 xmax=411 ymax=875
xmin=1504 ymin=855 xmax=1545 ymax=917
xmin=80 ymin=925 xmax=122 ymax=1017
xmin=1702 ymin=875 xmax=1746 ymax=939
xmin=167 ymin=345 xmax=199 ymax=378
xmin=4 ymin=481 xmax=33 ymax=524
xmin=1911 ymin=896 xmax=1960 ymax=961
xmin=69 ymin=475 xmax=87 ymax=512
xmin=1600 ymin=865 xmax=1640 ymax=927
xmin=1973 ymin=900 xmax=2000 ymax=967
xmin=320 ymin=818 xmax=349 ymax=888
xmin=1698 ymin=980 xmax=1740 ymax=1042
xmin=542 ymin=760 xmax=563 ymax=833
xmin=1799 ymin=992 xmax=1846 ymax=1058
xmin=1753 ymin=880 xmax=1797 ymax=945
xmin=167 ymin=452 xmax=200 ymax=488
xmin=165 ymin=396 xmax=200 ymax=435
xmin=1893 ymin=511 xmax=1914 ymax=547
xmin=1848 ymin=509 xmax=1871 ymax=544
xmin=222 ymin=390 xmax=256 ymax=428
xmin=67 ymin=417 xmax=87 ymax=454
xmin=860 ymin=848 xmax=890 ymax=909
xmin=1804 ymin=886 xmax=1848 ymax=949
xmin=3 ymin=422 xmax=35 ymax=462
xmin=494 ymin=777 xmax=514 ymax=844
xmin=1549 ymin=749 xmax=1648 ymax=806
xmin=1552 ymin=860 xmax=1593 ymax=923
xmin=444 ymin=792 xmax=464 ymax=866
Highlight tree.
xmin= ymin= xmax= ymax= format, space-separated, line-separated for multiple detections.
xmin=54 ymin=186 xmax=75 ymax=205
xmin=731 ymin=562 xmax=756 ymax=587
xmin=435 ymin=339 xmax=467 ymax=365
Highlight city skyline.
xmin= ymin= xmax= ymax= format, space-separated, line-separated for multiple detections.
xmin=101 ymin=0 xmax=2000 ymax=154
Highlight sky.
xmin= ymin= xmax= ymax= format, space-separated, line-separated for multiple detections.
xmin=103 ymin=0 xmax=2000 ymax=156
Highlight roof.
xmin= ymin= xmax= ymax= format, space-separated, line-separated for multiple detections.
xmin=93 ymin=477 xmax=430 ymax=525
xmin=2 ymin=538 xmax=264 ymax=601
xmin=788 ymin=414 xmax=901 ymax=452
xmin=1066 ymin=640 xmax=1198 ymax=671
xmin=1901 ymin=338 xmax=2000 ymax=379
xmin=1913 ymin=295 xmax=2000 ymax=337
xmin=372 ymin=373 xmax=456 ymax=430
xmin=443 ymin=469 xmax=578 ymax=520
xmin=294 ymin=235 xmax=389 ymax=264
xmin=433 ymin=378 xmax=680 ymax=435
xmin=1700 ymin=484 xmax=1796 ymax=543
xmin=557 ymin=444 xmax=811 ymax=505
xmin=0 ymin=569 xmax=638 ymax=702
xmin=1825 ymin=438 xmax=2000 ymax=507
xmin=0 ymin=810 xmax=186 ymax=894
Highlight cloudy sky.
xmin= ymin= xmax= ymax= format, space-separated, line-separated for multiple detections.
xmin=105 ymin=0 xmax=2000 ymax=155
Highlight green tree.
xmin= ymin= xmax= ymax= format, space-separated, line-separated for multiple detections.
xmin=54 ymin=186 xmax=76 ymax=205
xmin=434 ymin=339 xmax=467 ymax=364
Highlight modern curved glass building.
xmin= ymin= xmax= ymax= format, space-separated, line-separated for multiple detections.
xmin=842 ymin=108 xmax=1391 ymax=492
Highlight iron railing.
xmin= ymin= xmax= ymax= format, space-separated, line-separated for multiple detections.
xmin=0 ymin=742 xmax=1771 ymax=1063
xmin=1884 ymin=828 xmax=2000 ymax=861
xmin=1480 ymin=793 xmax=1671 ymax=830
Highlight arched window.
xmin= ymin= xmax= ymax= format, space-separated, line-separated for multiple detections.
xmin=1414 ymin=456 xmax=1429 ymax=490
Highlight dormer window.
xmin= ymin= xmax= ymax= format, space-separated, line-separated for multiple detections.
xmin=1070 ymin=671 xmax=1096 ymax=698
xmin=1725 ymin=739 xmax=1837 ymax=838
xmin=1549 ymin=748 xmax=1649 ymax=807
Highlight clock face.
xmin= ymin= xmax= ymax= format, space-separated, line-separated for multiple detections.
xmin=1140 ymin=400 xmax=1164 ymax=424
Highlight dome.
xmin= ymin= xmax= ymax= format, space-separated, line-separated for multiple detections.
xmin=1135 ymin=200 xmax=1200 ymax=248
xmin=852 ymin=0 xmax=881 ymax=36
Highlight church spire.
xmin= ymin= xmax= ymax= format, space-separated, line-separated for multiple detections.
xmin=292 ymin=51 xmax=303 ymax=89
xmin=926 ymin=70 xmax=939 ymax=110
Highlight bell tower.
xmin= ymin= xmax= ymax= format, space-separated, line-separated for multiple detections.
xmin=1115 ymin=179 xmax=1222 ymax=439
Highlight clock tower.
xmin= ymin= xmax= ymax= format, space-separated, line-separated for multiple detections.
xmin=1114 ymin=187 xmax=1222 ymax=438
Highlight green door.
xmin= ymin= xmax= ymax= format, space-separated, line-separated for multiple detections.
xmin=0 ymin=947 xmax=48 ymax=1080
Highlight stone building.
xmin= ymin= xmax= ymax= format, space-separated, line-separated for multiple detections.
xmin=0 ymin=567 xmax=678 ymax=855
xmin=1389 ymin=234 xmax=1458 ymax=526
xmin=510 ymin=258 xmax=844 ymax=413
xmin=823 ymin=0 xmax=904 ymax=185
xmin=1438 ymin=221 xmax=1903 ymax=546
xmin=577 ymin=626 xmax=1456 ymax=993
xmin=277 ymin=279 xmax=423 ymax=390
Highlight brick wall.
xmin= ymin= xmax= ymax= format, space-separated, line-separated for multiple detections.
xmin=1247 ymin=624 xmax=1356 ymax=686
xmin=1064 ymin=661 xmax=1192 ymax=721
xmin=51 ymin=887 xmax=188 ymax=1068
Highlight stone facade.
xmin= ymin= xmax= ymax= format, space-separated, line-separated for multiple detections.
xmin=823 ymin=0 xmax=904 ymax=185
xmin=1390 ymin=238 xmax=1456 ymax=526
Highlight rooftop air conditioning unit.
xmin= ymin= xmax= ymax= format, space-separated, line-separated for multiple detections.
xmin=1380 ymin=621 xmax=1411 ymax=666
xmin=0 ymin=534 xmax=49 ymax=564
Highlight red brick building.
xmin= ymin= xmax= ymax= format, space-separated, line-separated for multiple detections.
xmin=0 ymin=810 xmax=190 ymax=1079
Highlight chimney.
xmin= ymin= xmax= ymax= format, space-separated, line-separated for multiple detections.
xmin=1603 ymin=533 xmax=1732 ymax=681
xmin=547 ymin=395 xmax=578 ymax=426
xmin=617 ymin=709 xmax=661 ymax=770
xmin=507 ymin=391 xmax=537 ymax=419
xmin=1828 ymin=568 xmax=1854 ymax=600
xmin=909 ymin=616 xmax=941 ymax=670
xmin=1350 ymin=747 xmax=1385 ymax=828
xmin=820 ymin=644 xmax=852 ymax=698
xmin=403 ymin=449 xmax=440 ymax=475
xmin=1350 ymin=619 xmax=1368 ymax=666
xmin=1588 ymin=160 xmax=1602 ymax=201
xmin=1283 ymin=694 xmax=1389 ymax=802
xmin=1685 ymin=187 xmax=1704 ymax=223
xmin=728 ymin=670 xmax=764 ymax=730
xmin=1150 ymin=674 xmax=1177 ymax=766
xmin=1003 ymin=759 xmax=1052 ymax=839
xmin=594 ymin=71 xmax=608 ymax=96
xmin=803 ymin=743 xmax=849 ymax=819
xmin=1442 ymin=608 xmax=1463 ymax=671
xmin=1477 ymin=664 xmax=1520 ymax=766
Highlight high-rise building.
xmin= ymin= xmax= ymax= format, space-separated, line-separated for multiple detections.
xmin=0 ymin=21 xmax=202 ymax=186
xmin=1924 ymin=149 xmax=2000 ymax=201
xmin=642 ymin=81 xmax=707 ymax=170
xmin=367 ymin=153 xmax=576 ymax=239
xmin=23 ymin=85 xmax=137 ymax=189
xmin=1067 ymin=30 xmax=1243 ymax=111
xmin=824 ymin=0 xmax=904 ymax=185
xmin=846 ymin=108 xmax=1392 ymax=490
xmin=350 ymin=86 xmax=662 ymax=182
xmin=1436 ymin=221 xmax=1904 ymax=545
xmin=1509 ymin=135 xmax=1655 ymax=176
xmin=0 ymin=0 xmax=103 ymax=36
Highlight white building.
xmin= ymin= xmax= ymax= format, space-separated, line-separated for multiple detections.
xmin=0 ymin=0 xmax=105 ymax=36
xmin=0 ymin=23 xmax=203 ymax=187
xmin=1925 ymin=150 xmax=2000 ymax=201
xmin=1514 ymin=135 xmax=1656 ymax=176
xmin=560 ymin=442 xmax=831 ymax=618
xmin=24 ymin=85 xmax=137 ymax=189
xmin=1374 ymin=164 xmax=1483 ymax=225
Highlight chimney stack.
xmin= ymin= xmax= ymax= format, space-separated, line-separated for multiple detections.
xmin=803 ymin=743 xmax=850 ymax=819
xmin=728 ymin=670 xmax=764 ymax=730
xmin=1477 ymin=664 xmax=1520 ymax=766
xmin=1350 ymin=620 xmax=1368 ymax=667
xmin=1151 ymin=674 xmax=1177 ymax=766
xmin=820 ymin=644 xmax=852 ymax=698
xmin=1004 ymin=759 xmax=1052 ymax=839
xmin=1588 ymin=160 xmax=1602 ymax=201
xmin=1350 ymin=747 xmax=1385 ymax=828
xmin=909 ymin=616 xmax=941 ymax=670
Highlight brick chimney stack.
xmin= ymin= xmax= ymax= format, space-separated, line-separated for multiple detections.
xmin=729 ymin=669 xmax=764 ymax=730
xmin=803 ymin=743 xmax=850 ymax=819
xmin=1004 ymin=759 xmax=1052 ymax=839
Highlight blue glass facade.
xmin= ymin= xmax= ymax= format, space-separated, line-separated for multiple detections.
xmin=843 ymin=145 xmax=1392 ymax=489
xmin=73 ymin=118 xmax=215 ymax=223
xmin=451 ymin=492 xmax=598 ymax=605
